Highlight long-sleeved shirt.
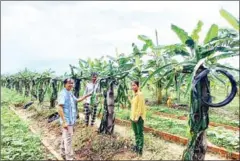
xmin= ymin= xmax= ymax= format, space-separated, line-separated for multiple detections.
xmin=130 ymin=90 xmax=146 ymax=121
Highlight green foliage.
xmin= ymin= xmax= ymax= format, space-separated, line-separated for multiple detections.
xmin=1 ymin=107 xmax=45 ymax=160
xmin=138 ymin=35 xmax=154 ymax=49
xmin=148 ymin=105 xmax=239 ymax=127
xmin=209 ymin=115 xmax=239 ymax=127
xmin=171 ymin=24 xmax=191 ymax=44
xmin=207 ymin=127 xmax=239 ymax=151
xmin=146 ymin=116 xmax=188 ymax=137
xmin=116 ymin=108 xmax=239 ymax=152
xmin=191 ymin=20 xmax=204 ymax=42
xmin=1 ymin=88 xmax=29 ymax=106
xmin=149 ymin=105 xmax=188 ymax=116
xmin=204 ymin=24 xmax=219 ymax=44
xmin=116 ymin=109 xmax=131 ymax=120
xmin=0 ymin=8 xmax=239 ymax=158
xmin=220 ymin=8 xmax=239 ymax=31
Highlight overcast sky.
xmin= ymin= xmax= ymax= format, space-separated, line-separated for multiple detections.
xmin=1 ymin=1 xmax=239 ymax=75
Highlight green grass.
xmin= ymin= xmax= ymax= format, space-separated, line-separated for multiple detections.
xmin=207 ymin=126 xmax=239 ymax=152
xmin=116 ymin=109 xmax=188 ymax=137
xmin=149 ymin=105 xmax=188 ymax=116
xmin=116 ymin=108 xmax=239 ymax=152
xmin=116 ymin=109 xmax=131 ymax=120
xmin=148 ymin=105 xmax=239 ymax=127
xmin=146 ymin=115 xmax=188 ymax=137
xmin=1 ymin=88 xmax=54 ymax=160
xmin=209 ymin=115 xmax=239 ymax=127
xmin=1 ymin=107 xmax=50 ymax=160
xmin=1 ymin=88 xmax=30 ymax=106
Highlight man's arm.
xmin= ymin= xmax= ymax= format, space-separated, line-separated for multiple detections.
xmin=58 ymin=105 xmax=68 ymax=129
xmin=76 ymin=93 xmax=92 ymax=102
xmin=57 ymin=92 xmax=67 ymax=129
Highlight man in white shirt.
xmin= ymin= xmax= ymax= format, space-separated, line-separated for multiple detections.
xmin=83 ymin=72 xmax=100 ymax=127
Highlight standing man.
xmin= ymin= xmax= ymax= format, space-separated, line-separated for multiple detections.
xmin=58 ymin=78 xmax=91 ymax=160
xmin=83 ymin=72 xmax=100 ymax=127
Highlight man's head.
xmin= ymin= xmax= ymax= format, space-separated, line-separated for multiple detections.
xmin=63 ymin=78 xmax=74 ymax=91
xmin=91 ymin=72 xmax=98 ymax=83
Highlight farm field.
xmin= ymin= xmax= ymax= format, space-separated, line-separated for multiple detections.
xmin=1 ymin=2 xmax=239 ymax=161
xmin=1 ymin=88 xmax=231 ymax=160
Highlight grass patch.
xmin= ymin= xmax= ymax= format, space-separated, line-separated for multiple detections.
xmin=209 ymin=115 xmax=239 ymax=127
xmin=149 ymin=105 xmax=188 ymax=116
xmin=1 ymin=88 xmax=30 ymax=106
xmin=207 ymin=126 xmax=239 ymax=152
xmin=116 ymin=109 xmax=239 ymax=152
xmin=148 ymin=105 xmax=239 ymax=127
xmin=1 ymin=106 xmax=53 ymax=160
xmin=1 ymin=88 xmax=55 ymax=160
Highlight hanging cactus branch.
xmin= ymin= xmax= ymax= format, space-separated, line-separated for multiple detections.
xmin=182 ymin=66 xmax=237 ymax=161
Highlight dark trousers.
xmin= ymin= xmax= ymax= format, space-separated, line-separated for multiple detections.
xmin=84 ymin=103 xmax=97 ymax=126
xmin=131 ymin=117 xmax=144 ymax=152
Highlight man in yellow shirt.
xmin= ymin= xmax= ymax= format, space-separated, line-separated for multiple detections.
xmin=129 ymin=80 xmax=146 ymax=156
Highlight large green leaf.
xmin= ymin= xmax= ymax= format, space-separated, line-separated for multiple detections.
xmin=210 ymin=71 xmax=226 ymax=85
xmin=220 ymin=8 xmax=239 ymax=31
xmin=138 ymin=35 xmax=154 ymax=49
xmin=142 ymin=44 xmax=148 ymax=51
xmin=218 ymin=28 xmax=238 ymax=39
xmin=162 ymin=44 xmax=190 ymax=57
xmin=174 ymin=49 xmax=190 ymax=57
xmin=209 ymin=52 xmax=239 ymax=62
xmin=229 ymin=39 xmax=240 ymax=48
xmin=153 ymin=69 xmax=174 ymax=84
xmin=152 ymin=45 xmax=165 ymax=51
xmin=215 ymin=63 xmax=240 ymax=72
xmin=179 ymin=59 xmax=198 ymax=66
xmin=184 ymin=73 xmax=194 ymax=98
xmin=200 ymin=46 xmax=229 ymax=58
xmin=141 ymin=63 xmax=175 ymax=88
xmin=179 ymin=73 xmax=187 ymax=87
xmin=118 ymin=57 xmax=130 ymax=65
xmin=120 ymin=63 xmax=134 ymax=71
xmin=165 ymin=73 xmax=175 ymax=89
xmin=171 ymin=24 xmax=190 ymax=44
xmin=191 ymin=20 xmax=204 ymax=42
xmin=203 ymin=37 xmax=237 ymax=49
xmin=204 ymin=24 xmax=219 ymax=44
xmin=146 ymin=59 xmax=157 ymax=69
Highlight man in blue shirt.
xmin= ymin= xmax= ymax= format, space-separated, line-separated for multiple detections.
xmin=58 ymin=78 xmax=91 ymax=160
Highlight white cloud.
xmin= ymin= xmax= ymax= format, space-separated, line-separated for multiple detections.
xmin=1 ymin=1 xmax=239 ymax=75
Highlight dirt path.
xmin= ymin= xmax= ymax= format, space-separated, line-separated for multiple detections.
xmin=11 ymin=104 xmax=228 ymax=160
